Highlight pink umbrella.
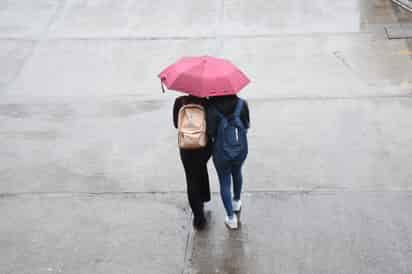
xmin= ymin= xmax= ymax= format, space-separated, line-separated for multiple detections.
xmin=158 ymin=56 xmax=250 ymax=97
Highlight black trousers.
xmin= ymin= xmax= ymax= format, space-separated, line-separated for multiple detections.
xmin=180 ymin=144 xmax=212 ymax=219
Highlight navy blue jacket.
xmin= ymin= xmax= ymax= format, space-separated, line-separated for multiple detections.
xmin=206 ymin=95 xmax=250 ymax=140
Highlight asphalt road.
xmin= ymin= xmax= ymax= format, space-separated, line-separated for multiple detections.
xmin=1 ymin=0 xmax=412 ymax=273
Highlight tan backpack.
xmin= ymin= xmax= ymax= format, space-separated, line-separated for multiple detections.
xmin=177 ymin=104 xmax=207 ymax=149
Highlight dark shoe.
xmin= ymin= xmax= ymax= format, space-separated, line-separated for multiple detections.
xmin=193 ymin=216 xmax=207 ymax=230
xmin=202 ymin=197 xmax=211 ymax=203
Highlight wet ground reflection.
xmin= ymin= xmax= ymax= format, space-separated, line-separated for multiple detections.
xmin=189 ymin=211 xmax=254 ymax=274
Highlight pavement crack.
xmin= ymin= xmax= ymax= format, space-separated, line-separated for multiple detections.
xmin=43 ymin=0 xmax=67 ymax=38
xmin=1 ymin=40 xmax=37 ymax=91
xmin=333 ymin=50 xmax=353 ymax=71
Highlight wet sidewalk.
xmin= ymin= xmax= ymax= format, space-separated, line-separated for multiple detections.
xmin=2 ymin=192 xmax=412 ymax=273
xmin=1 ymin=0 xmax=412 ymax=273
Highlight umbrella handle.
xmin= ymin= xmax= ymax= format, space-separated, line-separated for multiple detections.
xmin=160 ymin=76 xmax=167 ymax=93
xmin=161 ymin=81 xmax=165 ymax=93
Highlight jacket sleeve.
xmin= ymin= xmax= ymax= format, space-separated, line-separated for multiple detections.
xmin=173 ymin=97 xmax=182 ymax=128
xmin=242 ymin=100 xmax=250 ymax=129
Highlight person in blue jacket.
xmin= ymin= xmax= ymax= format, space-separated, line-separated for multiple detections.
xmin=207 ymin=95 xmax=250 ymax=229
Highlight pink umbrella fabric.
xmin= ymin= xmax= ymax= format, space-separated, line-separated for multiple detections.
xmin=158 ymin=56 xmax=250 ymax=98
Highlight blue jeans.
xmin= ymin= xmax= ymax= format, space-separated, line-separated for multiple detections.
xmin=214 ymin=162 xmax=243 ymax=218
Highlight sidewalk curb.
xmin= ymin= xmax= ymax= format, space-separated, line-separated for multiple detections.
xmin=181 ymin=215 xmax=195 ymax=274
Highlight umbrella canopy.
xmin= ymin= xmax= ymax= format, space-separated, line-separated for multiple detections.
xmin=158 ymin=56 xmax=250 ymax=97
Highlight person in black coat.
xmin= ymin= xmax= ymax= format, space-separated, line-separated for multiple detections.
xmin=173 ymin=95 xmax=212 ymax=230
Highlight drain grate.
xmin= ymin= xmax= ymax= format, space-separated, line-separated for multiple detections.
xmin=385 ymin=24 xmax=412 ymax=39
xmin=392 ymin=0 xmax=412 ymax=12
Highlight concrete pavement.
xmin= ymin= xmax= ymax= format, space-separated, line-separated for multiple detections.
xmin=1 ymin=0 xmax=412 ymax=273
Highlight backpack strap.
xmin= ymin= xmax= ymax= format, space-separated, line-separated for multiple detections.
xmin=233 ymin=99 xmax=244 ymax=117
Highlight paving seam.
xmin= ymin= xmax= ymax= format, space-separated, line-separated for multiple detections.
xmin=1 ymin=94 xmax=412 ymax=103
xmin=248 ymin=94 xmax=412 ymax=102
xmin=0 ymin=32 xmax=383 ymax=42
xmin=2 ymin=190 xmax=412 ymax=199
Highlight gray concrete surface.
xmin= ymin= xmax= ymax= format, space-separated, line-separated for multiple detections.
xmin=2 ymin=34 xmax=412 ymax=98
xmin=0 ymin=193 xmax=189 ymax=274
xmin=2 ymin=97 xmax=412 ymax=193
xmin=188 ymin=192 xmax=412 ymax=274
xmin=1 ymin=0 xmax=412 ymax=273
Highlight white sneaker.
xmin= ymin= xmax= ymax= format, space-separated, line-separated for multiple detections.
xmin=233 ymin=200 xmax=242 ymax=213
xmin=225 ymin=215 xmax=238 ymax=230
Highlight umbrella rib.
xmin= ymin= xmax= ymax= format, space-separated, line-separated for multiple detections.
xmin=199 ymin=61 xmax=206 ymax=97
